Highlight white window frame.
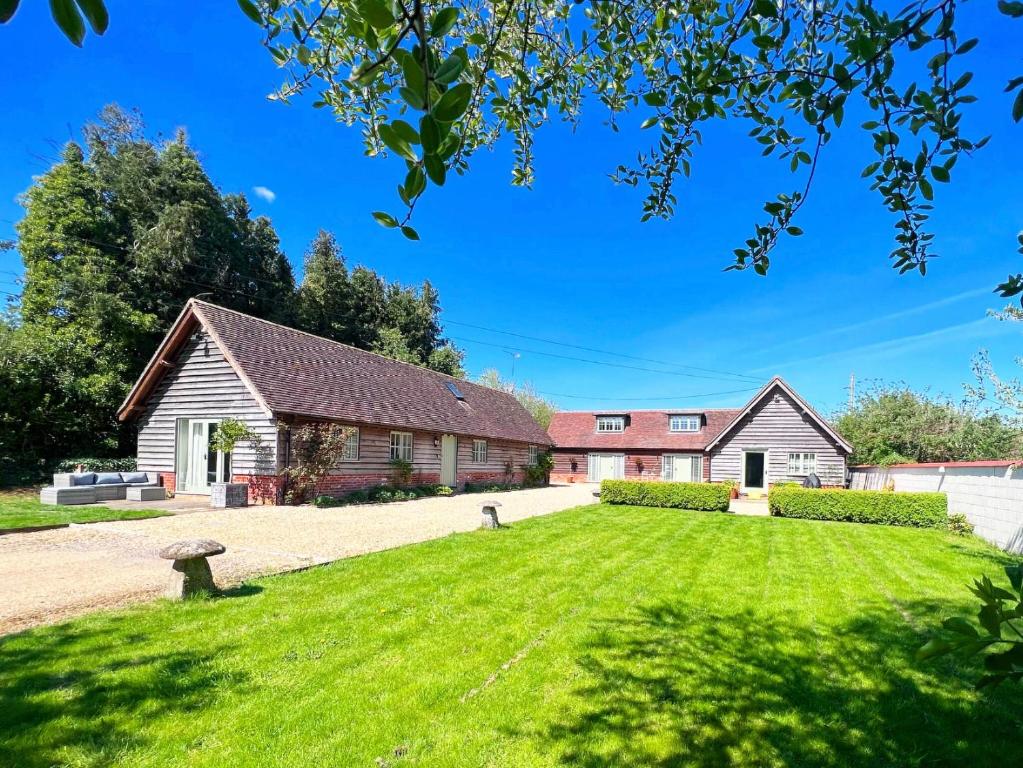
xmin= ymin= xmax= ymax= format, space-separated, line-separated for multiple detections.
xmin=389 ymin=431 xmax=413 ymax=462
xmin=587 ymin=453 xmax=625 ymax=481
xmin=669 ymin=415 xmax=701 ymax=433
xmin=661 ymin=454 xmax=703 ymax=483
xmin=527 ymin=445 xmax=539 ymax=465
xmin=787 ymin=452 xmax=817 ymax=475
xmin=341 ymin=427 xmax=360 ymax=461
xmin=596 ymin=416 xmax=625 ymax=433
xmin=472 ymin=439 xmax=488 ymax=463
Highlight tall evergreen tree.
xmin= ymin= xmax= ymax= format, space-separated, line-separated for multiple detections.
xmin=296 ymin=231 xmax=352 ymax=342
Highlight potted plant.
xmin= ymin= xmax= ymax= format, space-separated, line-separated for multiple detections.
xmin=208 ymin=418 xmax=259 ymax=508
xmin=723 ymin=479 xmax=739 ymax=499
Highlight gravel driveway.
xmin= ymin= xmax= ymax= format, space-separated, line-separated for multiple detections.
xmin=0 ymin=484 xmax=595 ymax=635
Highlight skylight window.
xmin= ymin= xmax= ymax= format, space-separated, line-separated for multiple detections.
xmin=445 ymin=381 xmax=465 ymax=400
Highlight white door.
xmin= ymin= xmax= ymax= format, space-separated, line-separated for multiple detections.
xmin=741 ymin=450 xmax=767 ymax=493
xmin=588 ymin=453 xmax=624 ymax=482
xmin=663 ymin=454 xmax=703 ymax=483
xmin=176 ymin=418 xmax=231 ymax=494
xmin=440 ymin=434 xmax=458 ymax=486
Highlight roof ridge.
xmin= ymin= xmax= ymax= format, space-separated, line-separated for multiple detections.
xmin=189 ymin=298 xmax=486 ymax=391
xmin=553 ymin=407 xmax=744 ymax=414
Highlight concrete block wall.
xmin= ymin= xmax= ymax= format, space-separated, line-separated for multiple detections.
xmin=849 ymin=464 xmax=1023 ymax=553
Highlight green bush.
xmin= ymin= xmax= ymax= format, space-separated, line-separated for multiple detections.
xmin=600 ymin=480 xmax=731 ymax=512
xmin=464 ymin=482 xmax=522 ymax=494
xmin=53 ymin=457 xmax=137 ymax=474
xmin=768 ymin=486 xmax=947 ymax=528
xmin=947 ymin=513 xmax=975 ymax=536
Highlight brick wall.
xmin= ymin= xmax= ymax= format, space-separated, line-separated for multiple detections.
xmin=551 ymin=449 xmax=712 ymax=483
xmin=157 ymin=472 xmax=176 ymax=494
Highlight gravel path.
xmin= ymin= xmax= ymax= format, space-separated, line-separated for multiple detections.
xmin=0 ymin=484 xmax=595 ymax=635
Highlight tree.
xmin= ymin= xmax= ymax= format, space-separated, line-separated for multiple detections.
xmin=296 ymin=230 xmax=353 ymax=342
xmin=6 ymin=106 xmax=298 ymax=471
xmin=244 ymin=0 xmax=1022 ymax=287
xmin=477 ymin=368 xmax=556 ymax=429
xmin=835 ymin=383 xmax=1022 ymax=465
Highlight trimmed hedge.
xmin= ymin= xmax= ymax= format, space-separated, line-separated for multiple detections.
xmin=600 ymin=480 xmax=731 ymax=512
xmin=768 ymin=486 xmax=947 ymax=528
xmin=53 ymin=457 xmax=137 ymax=473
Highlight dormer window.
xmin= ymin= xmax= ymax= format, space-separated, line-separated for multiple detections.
xmin=596 ymin=416 xmax=625 ymax=433
xmin=669 ymin=415 xmax=701 ymax=433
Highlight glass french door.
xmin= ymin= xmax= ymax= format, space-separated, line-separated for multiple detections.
xmin=176 ymin=419 xmax=232 ymax=494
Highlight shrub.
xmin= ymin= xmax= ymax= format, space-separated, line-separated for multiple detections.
xmin=464 ymin=482 xmax=522 ymax=493
xmin=53 ymin=457 xmax=137 ymax=474
xmin=600 ymin=480 xmax=731 ymax=512
xmin=314 ymin=494 xmax=343 ymax=508
xmin=947 ymin=513 xmax=975 ymax=536
xmin=768 ymin=486 xmax=947 ymax=528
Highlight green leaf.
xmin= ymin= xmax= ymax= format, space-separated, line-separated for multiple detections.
xmin=360 ymin=0 xmax=393 ymax=29
xmin=919 ymin=177 xmax=933 ymax=201
xmin=402 ymin=55 xmax=426 ymax=101
xmin=424 ymin=154 xmax=446 ymax=186
xmin=399 ymin=86 xmax=425 ymax=110
xmin=1014 ymin=88 xmax=1023 ymax=123
xmin=785 ymin=226 xmax=803 ymax=236
xmin=916 ymin=637 xmax=953 ymax=660
xmin=432 ymin=82 xmax=471 ymax=122
xmin=237 ymin=0 xmax=262 ymax=25
xmin=0 ymin=0 xmax=18 ymax=23
xmin=931 ymin=165 xmax=950 ymax=182
xmin=49 ymin=0 xmax=85 ymax=45
xmin=429 ymin=7 xmax=458 ymax=38
xmin=378 ymin=124 xmax=418 ymax=162
xmin=420 ymin=115 xmax=441 ymax=153
xmin=753 ymin=0 xmax=777 ymax=18
xmin=998 ymin=0 xmax=1023 ymax=17
xmin=74 ymin=0 xmax=106 ymax=33
xmin=642 ymin=91 xmax=666 ymax=107
xmin=640 ymin=116 xmax=659 ymax=130
xmin=434 ymin=53 xmax=465 ymax=85
xmin=978 ymin=604 xmax=1002 ymax=637
xmin=372 ymin=211 xmax=399 ymax=228
xmin=391 ymin=120 xmax=420 ymax=145
xmin=942 ymin=616 xmax=979 ymax=637
xmin=400 ymin=225 xmax=420 ymax=240
xmin=296 ymin=44 xmax=311 ymax=65
xmin=404 ymin=166 xmax=426 ymax=198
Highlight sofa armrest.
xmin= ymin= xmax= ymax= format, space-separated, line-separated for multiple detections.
xmin=52 ymin=473 xmax=75 ymax=487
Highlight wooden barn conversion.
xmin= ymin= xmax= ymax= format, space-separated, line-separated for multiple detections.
xmin=117 ymin=300 xmax=552 ymax=503
xmin=547 ymin=377 xmax=852 ymax=493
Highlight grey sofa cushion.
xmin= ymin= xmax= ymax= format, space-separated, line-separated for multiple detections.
xmin=95 ymin=472 xmax=125 ymax=485
xmin=71 ymin=472 xmax=97 ymax=486
xmin=120 ymin=472 xmax=149 ymax=484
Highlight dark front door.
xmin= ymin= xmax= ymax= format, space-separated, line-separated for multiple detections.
xmin=743 ymin=451 xmax=765 ymax=490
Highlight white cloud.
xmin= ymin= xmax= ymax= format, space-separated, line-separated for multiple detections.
xmin=253 ymin=186 xmax=276 ymax=203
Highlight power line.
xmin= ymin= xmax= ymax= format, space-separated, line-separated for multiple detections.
xmin=449 ymin=334 xmax=766 ymax=384
xmin=536 ymin=385 xmax=761 ymax=402
xmin=443 ymin=318 xmax=761 ymax=383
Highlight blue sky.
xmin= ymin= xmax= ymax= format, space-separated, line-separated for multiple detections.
xmin=1 ymin=1 xmax=1020 ymax=417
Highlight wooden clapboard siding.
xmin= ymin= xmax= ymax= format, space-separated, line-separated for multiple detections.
xmin=709 ymin=388 xmax=845 ymax=486
xmin=292 ymin=425 xmax=536 ymax=480
xmin=136 ymin=330 xmax=277 ymax=474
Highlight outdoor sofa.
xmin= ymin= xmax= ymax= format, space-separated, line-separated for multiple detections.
xmin=40 ymin=471 xmax=161 ymax=505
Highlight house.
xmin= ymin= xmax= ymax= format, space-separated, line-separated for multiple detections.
xmin=117 ymin=299 xmax=552 ymax=502
xmin=547 ymin=377 xmax=852 ymax=493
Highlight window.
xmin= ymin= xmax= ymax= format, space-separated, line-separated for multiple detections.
xmin=788 ymin=452 xmax=817 ymax=475
xmin=528 ymin=445 xmax=540 ymax=465
xmin=662 ymin=454 xmax=703 ymax=483
xmin=342 ymin=427 xmax=360 ymax=461
xmin=389 ymin=431 xmax=413 ymax=462
xmin=596 ymin=416 xmax=625 ymax=433
xmin=669 ymin=415 xmax=701 ymax=432
xmin=472 ymin=439 xmax=488 ymax=463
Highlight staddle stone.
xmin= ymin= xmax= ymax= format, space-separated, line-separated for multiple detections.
xmin=160 ymin=539 xmax=226 ymax=599
xmin=480 ymin=500 xmax=502 ymax=530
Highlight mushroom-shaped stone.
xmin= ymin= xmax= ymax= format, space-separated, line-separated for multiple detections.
xmin=480 ymin=500 xmax=502 ymax=530
xmin=159 ymin=539 xmax=226 ymax=599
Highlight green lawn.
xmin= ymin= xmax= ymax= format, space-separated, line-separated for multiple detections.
xmin=2 ymin=504 xmax=1021 ymax=767
xmin=0 ymin=489 xmax=170 ymax=530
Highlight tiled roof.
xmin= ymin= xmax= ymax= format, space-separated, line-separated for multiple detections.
xmin=547 ymin=409 xmax=742 ymax=450
xmin=121 ymin=300 xmax=552 ymax=445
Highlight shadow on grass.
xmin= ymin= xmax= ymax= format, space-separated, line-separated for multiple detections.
xmin=544 ymin=601 xmax=1023 ymax=767
xmin=0 ymin=621 xmax=248 ymax=768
